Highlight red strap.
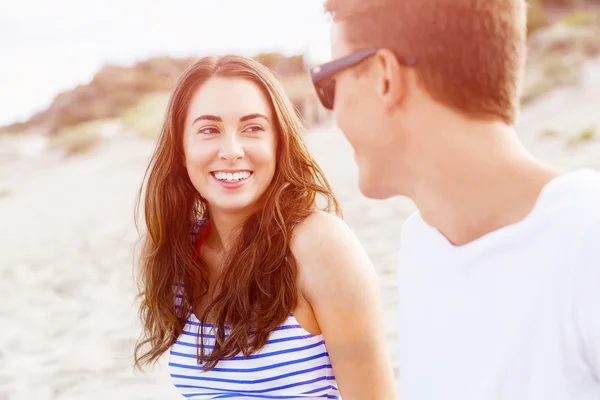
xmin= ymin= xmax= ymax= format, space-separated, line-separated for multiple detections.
xmin=194 ymin=221 xmax=211 ymax=257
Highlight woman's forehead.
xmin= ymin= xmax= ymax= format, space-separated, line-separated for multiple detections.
xmin=188 ymin=77 xmax=273 ymax=120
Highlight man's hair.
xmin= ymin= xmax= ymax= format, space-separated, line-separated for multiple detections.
xmin=325 ymin=0 xmax=527 ymax=125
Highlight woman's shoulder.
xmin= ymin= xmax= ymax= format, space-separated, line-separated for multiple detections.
xmin=290 ymin=210 xmax=359 ymax=264
xmin=291 ymin=209 xmax=346 ymax=238
xmin=290 ymin=211 xmax=379 ymax=310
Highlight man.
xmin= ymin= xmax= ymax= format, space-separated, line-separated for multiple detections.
xmin=310 ymin=0 xmax=600 ymax=398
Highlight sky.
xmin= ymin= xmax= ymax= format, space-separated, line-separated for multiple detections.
xmin=0 ymin=0 xmax=333 ymax=126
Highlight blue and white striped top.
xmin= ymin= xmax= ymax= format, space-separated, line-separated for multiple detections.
xmin=168 ymin=220 xmax=340 ymax=399
xmin=168 ymin=309 xmax=340 ymax=399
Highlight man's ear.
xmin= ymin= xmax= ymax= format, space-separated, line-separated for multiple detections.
xmin=373 ymin=48 xmax=410 ymax=112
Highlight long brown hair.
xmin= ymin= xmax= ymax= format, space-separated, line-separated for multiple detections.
xmin=134 ymin=55 xmax=340 ymax=371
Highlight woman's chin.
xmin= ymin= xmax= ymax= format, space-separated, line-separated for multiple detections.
xmin=207 ymin=195 xmax=258 ymax=215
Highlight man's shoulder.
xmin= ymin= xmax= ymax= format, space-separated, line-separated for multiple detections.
xmin=542 ymin=168 xmax=600 ymax=263
xmin=556 ymin=168 xmax=600 ymax=207
xmin=574 ymin=204 xmax=600 ymax=258
xmin=537 ymin=168 xmax=600 ymax=226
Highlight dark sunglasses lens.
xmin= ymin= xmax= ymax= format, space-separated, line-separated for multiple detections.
xmin=316 ymin=78 xmax=335 ymax=110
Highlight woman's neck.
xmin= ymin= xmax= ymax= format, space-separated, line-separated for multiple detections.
xmin=205 ymin=208 xmax=249 ymax=253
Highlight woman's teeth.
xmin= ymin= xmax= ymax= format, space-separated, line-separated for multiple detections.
xmin=213 ymin=171 xmax=252 ymax=182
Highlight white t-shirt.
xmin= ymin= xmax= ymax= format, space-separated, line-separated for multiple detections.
xmin=397 ymin=168 xmax=600 ymax=400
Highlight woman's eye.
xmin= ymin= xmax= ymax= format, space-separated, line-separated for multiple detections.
xmin=198 ymin=127 xmax=220 ymax=135
xmin=244 ymin=125 xmax=264 ymax=134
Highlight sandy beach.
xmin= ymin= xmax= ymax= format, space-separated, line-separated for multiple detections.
xmin=1 ymin=58 xmax=600 ymax=399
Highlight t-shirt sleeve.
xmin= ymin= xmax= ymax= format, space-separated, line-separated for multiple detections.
xmin=573 ymin=212 xmax=600 ymax=380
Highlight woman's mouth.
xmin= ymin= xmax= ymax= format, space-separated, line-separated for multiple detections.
xmin=210 ymin=170 xmax=253 ymax=188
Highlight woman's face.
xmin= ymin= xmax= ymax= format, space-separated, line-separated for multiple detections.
xmin=182 ymin=77 xmax=278 ymax=215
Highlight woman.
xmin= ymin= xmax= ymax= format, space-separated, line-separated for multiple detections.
xmin=134 ymin=55 xmax=396 ymax=399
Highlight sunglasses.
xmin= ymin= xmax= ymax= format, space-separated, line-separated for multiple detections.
xmin=309 ymin=48 xmax=417 ymax=110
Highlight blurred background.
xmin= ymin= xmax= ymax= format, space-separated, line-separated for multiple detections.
xmin=1 ymin=0 xmax=600 ymax=398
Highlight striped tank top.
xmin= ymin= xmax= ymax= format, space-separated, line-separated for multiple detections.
xmin=168 ymin=220 xmax=340 ymax=399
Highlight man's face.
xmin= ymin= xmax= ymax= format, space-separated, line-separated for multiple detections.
xmin=330 ymin=22 xmax=407 ymax=199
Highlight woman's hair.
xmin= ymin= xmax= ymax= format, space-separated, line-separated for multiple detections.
xmin=134 ymin=54 xmax=340 ymax=371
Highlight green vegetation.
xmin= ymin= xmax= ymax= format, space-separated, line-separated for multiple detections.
xmin=540 ymin=128 xmax=559 ymax=137
xmin=559 ymin=10 xmax=600 ymax=25
xmin=528 ymin=0 xmax=550 ymax=34
xmin=121 ymin=92 xmax=170 ymax=139
xmin=49 ymin=120 xmax=108 ymax=156
xmin=567 ymin=125 xmax=597 ymax=144
xmin=541 ymin=0 xmax=581 ymax=5
xmin=3 ymin=2 xmax=600 ymax=143
xmin=527 ymin=0 xmax=600 ymax=34
xmin=521 ymin=54 xmax=583 ymax=106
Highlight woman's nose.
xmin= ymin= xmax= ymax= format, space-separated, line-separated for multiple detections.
xmin=218 ymin=132 xmax=244 ymax=163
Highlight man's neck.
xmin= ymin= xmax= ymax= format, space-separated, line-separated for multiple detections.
xmin=407 ymin=122 xmax=559 ymax=246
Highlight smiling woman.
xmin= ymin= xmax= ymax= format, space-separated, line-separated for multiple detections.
xmin=183 ymin=78 xmax=278 ymax=214
xmin=133 ymin=55 xmax=397 ymax=399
